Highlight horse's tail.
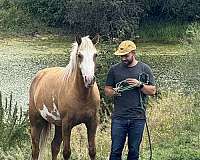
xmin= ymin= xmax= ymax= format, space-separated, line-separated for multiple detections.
xmin=38 ymin=123 xmax=51 ymax=160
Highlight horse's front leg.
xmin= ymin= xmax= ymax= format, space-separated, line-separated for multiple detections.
xmin=51 ymin=126 xmax=62 ymax=160
xmin=62 ymin=119 xmax=72 ymax=160
xmin=85 ymin=117 xmax=98 ymax=160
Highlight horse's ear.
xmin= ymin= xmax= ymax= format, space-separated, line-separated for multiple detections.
xmin=92 ymin=34 xmax=100 ymax=45
xmin=75 ymin=34 xmax=82 ymax=46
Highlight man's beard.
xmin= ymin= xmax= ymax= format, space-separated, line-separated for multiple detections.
xmin=122 ymin=56 xmax=133 ymax=66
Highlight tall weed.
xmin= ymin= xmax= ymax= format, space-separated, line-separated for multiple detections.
xmin=138 ymin=21 xmax=189 ymax=43
xmin=0 ymin=92 xmax=29 ymax=151
xmin=182 ymin=22 xmax=200 ymax=54
xmin=142 ymin=91 xmax=200 ymax=159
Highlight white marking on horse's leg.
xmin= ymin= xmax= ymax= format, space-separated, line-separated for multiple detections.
xmin=39 ymin=105 xmax=48 ymax=121
xmin=52 ymin=102 xmax=61 ymax=119
xmin=52 ymin=96 xmax=61 ymax=118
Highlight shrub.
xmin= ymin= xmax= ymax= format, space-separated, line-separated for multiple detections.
xmin=182 ymin=22 xmax=200 ymax=54
xmin=19 ymin=0 xmax=143 ymax=38
xmin=0 ymin=0 xmax=33 ymax=33
xmin=141 ymin=0 xmax=200 ymax=21
xmin=138 ymin=21 xmax=189 ymax=42
xmin=0 ymin=92 xmax=29 ymax=151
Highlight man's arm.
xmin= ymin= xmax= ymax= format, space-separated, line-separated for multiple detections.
xmin=104 ymin=85 xmax=116 ymax=97
xmin=126 ymin=78 xmax=156 ymax=96
xmin=141 ymin=84 xmax=156 ymax=95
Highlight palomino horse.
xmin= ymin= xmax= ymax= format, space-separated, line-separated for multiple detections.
xmin=29 ymin=35 xmax=100 ymax=160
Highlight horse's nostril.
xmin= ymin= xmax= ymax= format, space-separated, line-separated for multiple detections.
xmin=83 ymin=75 xmax=96 ymax=88
xmin=84 ymin=76 xmax=87 ymax=83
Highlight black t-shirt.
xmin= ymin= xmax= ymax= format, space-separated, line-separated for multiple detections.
xmin=105 ymin=62 xmax=155 ymax=119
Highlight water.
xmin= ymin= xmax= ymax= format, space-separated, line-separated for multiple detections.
xmin=142 ymin=54 xmax=200 ymax=92
xmin=0 ymin=36 xmax=199 ymax=109
xmin=0 ymin=36 xmax=70 ymax=108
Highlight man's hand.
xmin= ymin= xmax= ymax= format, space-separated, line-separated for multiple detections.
xmin=126 ymin=78 xmax=156 ymax=95
xmin=105 ymin=86 xmax=121 ymax=97
xmin=126 ymin=78 xmax=142 ymax=87
xmin=113 ymin=88 xmax=122 ymax=96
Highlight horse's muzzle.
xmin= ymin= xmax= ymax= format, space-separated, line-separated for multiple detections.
xmin=84 ymin=76 xmax=96 ymax=88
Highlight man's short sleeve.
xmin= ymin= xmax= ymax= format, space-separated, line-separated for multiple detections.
xmin=105 ymin=67 xmax=115 ymax=87
xmin=144 ymin=65 xmax=155 ymax=85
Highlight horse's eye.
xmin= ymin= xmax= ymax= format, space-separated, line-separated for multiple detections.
xmin=78 ymin=54 xmax=83 ymax=59
xmin=94 ymin=53 xmax=98 ymax=58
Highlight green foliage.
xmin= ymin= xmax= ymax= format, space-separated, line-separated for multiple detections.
xmin=144 ymin=91 xmax=200 ymax=159
xmin=96 ymin=42 xmax=120 ymax=122
xmin=19 ymin=0 xmax=143 ymax=38
xmin=151 ymin=147 xmax=200 ymax=160
xmin=138 ymin=21 xmax=189 ymax=42
xmin=0 ymin=92 xmax=29 ymax=151
xmin=18 ymin=0 xmax=66 ymax=27
xmin=1 ymin=0 xmax=200 ymax=39
xmin=0 ymin=145 xmax=31 ymax=160
xmin=0 ymin=0 xmax=33 ymax=33
xmin=182 ymin=22 xmax=200 ymax=54
xmin=142 ymin=0 xmax=200 ymax=21
xmin=65 ymin=0 xmax=143 ymax=38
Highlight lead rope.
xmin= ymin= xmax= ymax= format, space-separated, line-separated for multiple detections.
xmin=114 ymin=80 xmax=137 ymax=92
xmin=114 ymin=80 xmax=152 ymax=160
xmin=139 ymin=89 xmax=152 ymax=160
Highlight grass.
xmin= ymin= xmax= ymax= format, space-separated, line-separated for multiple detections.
xmin=138 ymin=91 xmax=200 ymax=159
xmin=138 ymin=21 xmax=190 ymax=43
xmin=181 ymin=22 xmax=200 ymax=55
xmin=0 ymin=90 xmax=199 ymax=159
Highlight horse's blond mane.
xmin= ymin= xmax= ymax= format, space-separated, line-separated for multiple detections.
xmin=64 ymin=41 xmax=78 ymax=77
xmin=64 ymin=36 xmax=93 ymax=79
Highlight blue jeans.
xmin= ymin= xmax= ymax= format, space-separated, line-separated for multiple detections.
xmin=109 ymin=118 xmax=145 ymax=160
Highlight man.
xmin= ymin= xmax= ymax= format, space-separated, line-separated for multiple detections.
xmin=104 ymin=40 xmax=156 ymax=160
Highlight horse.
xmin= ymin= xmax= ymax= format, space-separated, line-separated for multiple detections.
xmin=29 ymin=35 xmax=100 ymax=160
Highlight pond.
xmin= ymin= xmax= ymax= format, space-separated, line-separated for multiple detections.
xmin=0 ymin=36 xmax=70 ymax=108
xmin=0 ymin=36 xmax=199 ymax=109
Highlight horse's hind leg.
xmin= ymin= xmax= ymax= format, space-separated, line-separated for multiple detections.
xmin=29 ymin=105 xmax=47 ymax=160
xmin=85 ymin=117 xmax=98 ymax=160
xmin=30 ymin=125 xmax=43 ymax=160
xmin=51 ymin=126 xmax=62 ymax=160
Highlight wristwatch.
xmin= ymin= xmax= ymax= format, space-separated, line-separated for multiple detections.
xmin=139 ymin=82 xmax=144 ymax=89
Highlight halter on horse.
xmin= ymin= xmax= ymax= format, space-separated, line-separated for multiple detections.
xmin=29 ymin=35 xmax=100 ymax=160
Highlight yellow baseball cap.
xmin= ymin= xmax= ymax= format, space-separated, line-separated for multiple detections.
xmin=114 ymin=40 xmax=136 ymax=56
